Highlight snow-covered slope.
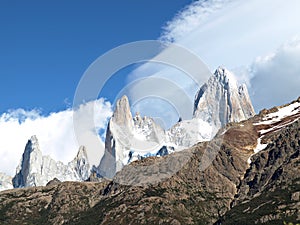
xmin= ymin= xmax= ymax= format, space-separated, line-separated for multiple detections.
xmin=97 ymin=67 xmax=255 ymax=179
xmin=12 ymin=136 xmax=90 ymax=188
xmin=247 ymin=98 xmax=300 ymax=163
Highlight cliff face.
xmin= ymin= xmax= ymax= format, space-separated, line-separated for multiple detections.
xmin=1 ymin=98 xmax=299 ymax=225
xmin=193 ymin=67 xmax=255 ymax=127
xmin=12 ymin=136 xmax=90 ymax=188
xmin=97 ymin=95 xmax=166 ymax=179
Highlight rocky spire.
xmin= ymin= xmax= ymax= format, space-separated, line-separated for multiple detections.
xmin=111 ymin=95 xmax=133 ymax=129
xmin=97 ymin=95 xmax=165 ymax=179
xmin=12 ymin=136 xmax=43 ymax=188
xmin=193 ymin=67 xmax=255 ymax=128
xmin=68 ymin=146 xmax=90 ymax=181
xmin=12 ymin=136 xmax=91 ymax=188
xmin=97 ymin=96 xmax=134 ymax=179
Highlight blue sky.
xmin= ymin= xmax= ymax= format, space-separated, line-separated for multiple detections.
xmin=1 ymin=0 xmax=300 ymax=176
xmin=0 ymin=0 xmax=191 ymax=113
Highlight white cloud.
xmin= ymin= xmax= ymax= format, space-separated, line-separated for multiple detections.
xmin=0 ymin=98 xmax=112 ymax=176
xmin=249 ymin=37 xmax=300 ymax=111
xmin=167 ymin=0 xmax=300 ymax=70
xmin=126 ymin=0 xmax=300 ymax=120
xmin=160 ymin=0 xmax=235 ymax=43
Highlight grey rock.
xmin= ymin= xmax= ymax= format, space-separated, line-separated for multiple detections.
xmin=98 ymin=67 xmax=255 ymax=179
xmin=0 ymin=172 xmax=13 ymax=191
xmin=12 ymin=136 xmax=91 ymax=188
xmin=193 ymin=67 xmax=255 ymax=128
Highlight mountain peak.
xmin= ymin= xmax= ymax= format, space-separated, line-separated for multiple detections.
xmin=194 ymin=67 xmax=255 ymax=127
xmin=112 ymin=95 xmax=133 ymax=128
xmin=214 ymin=66 xmax=238 ymax=88
xmin=29 ymin=135 xmax=38 ymax=144
xmin=69 ymin=146 xmax=90 ymax=181
xmin=0 ymin=172 xmax=13 ymax=191
xmin=27 ymin=135 xmax=41 ymax=153
xmin=98 ymin=71 xmax=255 ymax=179
xmin=75 ymin=146 xmax=88 ymax=160
xmin=12 ymin=137 xmax=91 ymax=188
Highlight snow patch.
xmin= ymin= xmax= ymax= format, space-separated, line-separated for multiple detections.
xmin=247 ymin=137 xmax=268 ymax=164
xmin=259 ymin=117 xmax=300 ymax=135
xmin=254 ymin=102 xmax=300 ymax=126
xmin=254 ymin=137 xmax=268 ymax=153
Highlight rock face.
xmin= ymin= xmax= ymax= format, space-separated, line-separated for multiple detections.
xmin=97 ymin=96 xmax=165 ymax=178
xmin=98 ymin=67 xmax=255 ymax=179
xmin=1 ymin=98 xmax=299 ymax=224
xmin=12 ymin=136 xmax=90 ymax=188
xmin=193 ymin=67 xmax=255 ymax=127
xmin=0 ymin=172 xmax=13 ymax=192
xmin=218 ymin=98 xmax=300 ymax=224
xmin=68 ymin=146 xmax=90 ymax=181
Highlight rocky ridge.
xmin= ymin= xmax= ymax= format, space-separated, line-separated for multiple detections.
xmin=0 ymin=97 xmax=299 ymax=224
xmin=12 ymin=136 xmax=90 ymax=188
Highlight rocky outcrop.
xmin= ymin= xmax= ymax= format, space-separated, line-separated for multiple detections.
xmin=12 ymin=136 xmax=90 ymax=188
xmin=68 ymin=146 xmax=90 ymax=181
xmin=218 ymin=99 xmax=300 ymax=224
xmin=0 ymin=181 xmax=110 ymax=225
xmin=0 ymin=173 xmax=13 ymax=192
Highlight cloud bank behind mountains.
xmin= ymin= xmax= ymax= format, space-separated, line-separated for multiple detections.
xmin=0 ymin=99 xmax=112 ymax=176
xmin=250 ymin=37 xmax=300 ymax=111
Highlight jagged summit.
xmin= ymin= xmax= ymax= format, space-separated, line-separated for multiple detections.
xmin=214 ymin=67 xmax=237 ymax=86
xmin=112 ymin=95 xmax=133 ymax=128
xmin=97 ymin=67 xmax=255 ymax=179
xmin=69 ymin=146 xmax=90 ymax=181
xmin=193 ymin=67 xmax=255 ymax=128
xmin=28 ymin=135 xmax=39 ymax=149
xmin=74 ymin=145 xmax=88 ymax=160
xmin=98 ymin=96 xmax=165 ymax=178
xmin=13 ymin=136 xmax=43 ymax=187
xmin=12 ymin=136 xmax=91 ymax=188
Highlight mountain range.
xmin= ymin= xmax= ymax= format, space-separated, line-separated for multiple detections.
xmin=0 ymin=67 xmax=299 ymax=224
xmin=0 ymin=67 xmax=254 ymax=189
xmin=0 ymin=136 xmax=90 ymax=191
xmin=97 ymin=67 xmax=255 ymax=179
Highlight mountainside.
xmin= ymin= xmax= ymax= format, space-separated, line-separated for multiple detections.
xmin=1 ymin=97 xmax=298 ymax=224
xmin=12 ymin=136 xmax=91 ymax=188
xmin=98 ymin=67 xmax=255 ymax=179
xmin=218 ymin=99 xmax=300 ymax=224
